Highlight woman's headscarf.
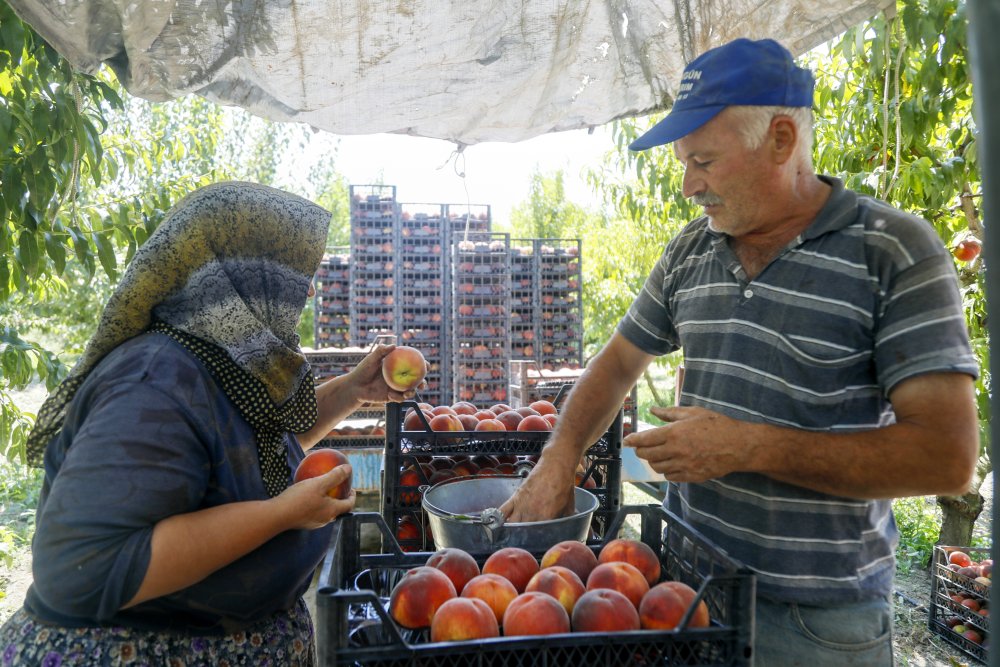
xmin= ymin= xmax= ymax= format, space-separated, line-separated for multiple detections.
xmin=26 ymin=182 xmax=332 ymax=495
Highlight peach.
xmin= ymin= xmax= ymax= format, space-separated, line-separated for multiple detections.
xmin=475 ymin=418 xmax=507 ymax=432
xmin=639 ymin=581 xmax=710 ymax=629
xmin=949 ymin=551 xmax=973 ymax=568
xmin=572 ymin=588 xmax=640 ymax=632
xmin=451 ymin=460 xmax=481 ymax=478
xmin=489 ymin=403 xmax=513 ymax=415
xmin=429 ymin=413 xmax=463 ymax=432
xmin=473 ymin=409 xmax=498 ymax=421
xmin=293 ymin=448 xmax=351 ymax=499
xmin=428 ymin=468 xmax=458 ymax=486
xmin=457 ymin=414 xmax=480 ymax=430
xmin=483 ymin=547 xmax=540 ymax=593
xmin=403 ymin=408 xmax=433 ymax=431
xmin=598 ymin=538 xmax=661 ymax=586
xmin=529 ymin=400 xmax=558 ymax=416
xmin=541 ymin=540 xmax=599 ymax=583
xmin=471 ymin=454 xmax=501 ymax=469
xmin=543 ymin=414 xmax=558 ymax=428
xmin=451 ymin=401 xmax=478 ymax=416
xmin=431 ymin=405 xmax=458 ymax=416
xmin=430 ymin=596 xmax=499 ymax=642
xmin=516 ymin=415 xmax=552 ymax=431
xmin=461 ymin=573 xmax=519 ymax=625
xmin=389 ymin=566 xmax=457 ymax=629
xmin=586 ymin=561 xmax=649 ymax=609
xmin=426 ymin=548 xmax=481 ymax=595
xmin=525 ymin=565 xmax=586 ymax=615
xmin=382 ymin=346 xmax=427 ymax=391
xmin=495 ymin=410 xmax=524 ymax=431
xmin=502 ymin=591 xmax=571 ymax=636
xmin=515 ymin=406 xmax=542 ymax=418
xmin=395 ymin=515 xmax=422 ymax=551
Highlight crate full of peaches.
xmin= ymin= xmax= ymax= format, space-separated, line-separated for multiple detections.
xmin=314 ymin=505 xmax=754 ymax=665
xmin=928 ymin=545 xmax=991 ymax=663
xmin=381 ymin=397 xmax=623 ymax=552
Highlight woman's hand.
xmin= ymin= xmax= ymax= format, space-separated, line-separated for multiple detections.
xmin=347 ymin=344 xmax=427 ymax=404
xmin=276 ymin=464 xmax=356 ymax=530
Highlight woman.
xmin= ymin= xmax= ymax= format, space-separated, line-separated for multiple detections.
xmin=0 ymin=182 xmax=417 ymax=666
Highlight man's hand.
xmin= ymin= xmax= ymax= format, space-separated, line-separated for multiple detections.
xmin=624 ymin=406 xmax=748 ymax=482
xmin=500 ymin=454 xmax=577 ymax=522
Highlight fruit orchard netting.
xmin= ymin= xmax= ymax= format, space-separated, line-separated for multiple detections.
xmin=9 ymin=0 xmax=891 ymax=145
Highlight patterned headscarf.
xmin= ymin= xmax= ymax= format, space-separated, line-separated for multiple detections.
xmin=26 ymin=182 xmax=332 ymax=496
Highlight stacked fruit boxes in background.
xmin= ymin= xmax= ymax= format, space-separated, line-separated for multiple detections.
xmin=537 ymin=238 xmax=584 ymax=370
xmin=313 ymin=247 xmax=351 ymax=346
xmin=398 ymin=203 xmax=449 ymax=406
xmin=928 ymin=544 xmax=991 ymax=663
xmin=349 ymin=185 xmax=399 ymax=346
xmin=509 ymin=238 xmax=583 ymax=370
xmin=315 ymin=505 xmax=755 ymax=666
xmin=381 ymin=400 xmax=623 ymax=554
xmin=451 ymin=232 xmax=512 ymax=405
xmin=507 ymin=362 xmax=639 ymax=435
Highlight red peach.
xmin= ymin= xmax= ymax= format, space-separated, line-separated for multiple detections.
xmin=502 ymin=591 xmax=571 ymax=636
xmin=451 ymin=401 xmax=478 ymax=416
xmin=495 ymin=410 xmax=525 ymax=431
xmin=429 ymin=413 xmax=463 ymax=432
xmin=483 ymin=547 xmax=540 ymax=593
xmin=525 ymin=565 xmax=586 ymax=615
xmin=403 ymin=408 xmax=433 ymax=431
xmin=586 ymin=561 xmax=650 ymax=609
xmin=389 ymin=566 xmax=457 ymax=629
xmin=598 ymin=538 xmax=661 ymax=586
xmin=430 ymin=596 xmax=499 ymax=642
xmin=293 ymin=448 xmax=351 ymax=499
xmin=529 ymin=400 xmax=558 ymax=416
xmin=571 ymin=588 xmax=640 ymax=632
xmin=426 ymin=548 xmax=481 ymax=595
xmin=541 ymin=540 xmax=599 ymax=583
xmin=382 ymin=346 xmax=427 ymax=392
xmin=473 ymin=409 xmax=498 ymax=421
xmin=457 ymin=414 xmax=480 ymax=430
xmin=639 ymin=581 xmax=710 ymax=630
xmin=516 ymin=415 xmax=552 ymax=432
xmin=462 ymin=573 xmax=519 ymax=625
xmin=489 ymin=403 xmax=513 ymax=415
xmin=475 ymin=418 xmax=507 ymax=432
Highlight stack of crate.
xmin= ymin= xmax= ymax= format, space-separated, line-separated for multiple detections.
xmin=451 ymin=232 xmax=512 ymax=405
xmin=509 ymin=238 xmax=584 ymax=371
xmin=313 ymin=247 xmax=351 ymax=346
xmin=537 ymin=239 xmax=583 ymax=370
xmin=397 ymin=203 xmax=449 ymax=406
xmin=349 ymin=185 xmax=398 ymax=346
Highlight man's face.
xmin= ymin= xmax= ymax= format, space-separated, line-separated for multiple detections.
xmin=673 ymin=109 xmax=773 ymax=238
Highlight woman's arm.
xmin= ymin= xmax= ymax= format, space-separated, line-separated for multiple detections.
xmin=123 ymin=465 xmax=354 ymax=608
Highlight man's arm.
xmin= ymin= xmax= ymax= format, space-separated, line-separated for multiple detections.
xmin=501 ymin=332 xmax=656 ymax=521
xmin=627 ymin=371 xmax=978 ymax=499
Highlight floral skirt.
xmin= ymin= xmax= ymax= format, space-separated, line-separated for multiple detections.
xmin=0 ymin=599 xmax=316 ymax=667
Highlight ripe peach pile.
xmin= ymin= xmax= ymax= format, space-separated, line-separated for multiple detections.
xmin=942 ymin=549 xmax=991 ymax=645
xmin=403 ymin=399 xmax=560 ymax=434
xmin=387 ymin=539 xmax=711 ymax=642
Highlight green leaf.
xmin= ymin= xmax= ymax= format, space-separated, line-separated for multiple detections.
xmin=15 ymin=230 xmax=39 ymax=277
xmin=43 ymin=232 xmax=66 ymax=274
xmin=93 ymin=231 xmax=117 ymax=280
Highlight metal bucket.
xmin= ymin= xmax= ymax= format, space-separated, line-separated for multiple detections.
xmin=422 ymin=475 xmax=598 ymax=554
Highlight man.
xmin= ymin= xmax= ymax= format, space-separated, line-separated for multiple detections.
xmin=502 ymin=38 xmax=979 ymax=666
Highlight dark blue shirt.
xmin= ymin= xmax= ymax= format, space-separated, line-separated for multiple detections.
xmin=25 ymin=332 xmax=331 ymax=634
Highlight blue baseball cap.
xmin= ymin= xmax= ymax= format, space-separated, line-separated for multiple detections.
xmin=629 ymin=38 xmax=814 ymax=151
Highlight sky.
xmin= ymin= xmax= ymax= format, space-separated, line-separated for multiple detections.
xmin=306 ymin=124 xmax=619 ymax=226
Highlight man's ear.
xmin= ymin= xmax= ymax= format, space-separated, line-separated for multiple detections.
xmin=769 ymin=115 xmax=798 ymax=164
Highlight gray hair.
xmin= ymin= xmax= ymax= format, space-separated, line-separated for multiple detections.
xmin=727 ymin=106 xmax=814 ymax=163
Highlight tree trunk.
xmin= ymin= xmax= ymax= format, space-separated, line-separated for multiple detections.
xmin=936 ymin=490 xmax=985 ymax=547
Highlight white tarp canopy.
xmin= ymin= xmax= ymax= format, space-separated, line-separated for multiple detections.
xmin=11 ymin=0 xmax=893 ymax=145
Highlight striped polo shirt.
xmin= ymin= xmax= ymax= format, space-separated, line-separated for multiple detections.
xmin=618 ymin=176 xmax=979 ymax=604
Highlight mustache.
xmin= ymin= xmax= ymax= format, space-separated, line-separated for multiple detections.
xmin=692 ymin=192 xmax=723 ymax=207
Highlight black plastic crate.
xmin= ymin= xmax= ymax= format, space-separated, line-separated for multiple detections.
xmin=314 ymin=505 xmax=755 ymax=666
xmin=380 ymin=400 xmax=622 ymax=553
xmin=928 ymin=544 xmax=991 ymax=663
